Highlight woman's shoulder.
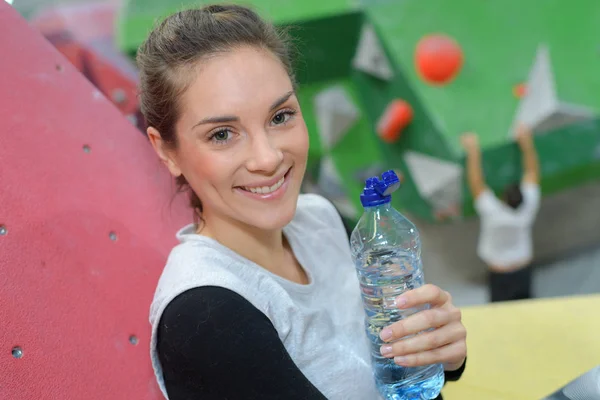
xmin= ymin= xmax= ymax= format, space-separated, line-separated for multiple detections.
xmin=150 ymin=236 xmax=265 ymax=325
xmin=294 ymin=193 xmax=345 ymax=229
xmin=160 ymin=232 xmax=233 ymax=284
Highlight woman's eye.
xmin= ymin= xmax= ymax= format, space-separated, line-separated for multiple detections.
xmin=272 ymin=113 xmax=286 ymax=125
xmin=271 ymin=110 xmax=295 ymax=126
xmin=210 ymin=129 xmax=231 ymax=143
xmin=215 ymin=131 xmax=228 ymax=140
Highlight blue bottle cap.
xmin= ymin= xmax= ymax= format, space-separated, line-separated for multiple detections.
xmin=359 ymin=170 xmax=401 ymax=207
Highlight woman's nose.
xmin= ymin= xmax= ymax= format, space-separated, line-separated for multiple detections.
xmin=245 ymin=131 xmax=283 ymax=173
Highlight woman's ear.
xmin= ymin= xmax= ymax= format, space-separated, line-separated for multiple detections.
xmin=147 ymin=126 xmax=182 ymax=178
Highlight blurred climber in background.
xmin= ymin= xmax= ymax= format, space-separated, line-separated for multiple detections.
xmin=461 ymin=124 xmax=541 ymax=302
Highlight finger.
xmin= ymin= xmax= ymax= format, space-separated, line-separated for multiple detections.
xmin=393 ymin=339 xmax=467 ymax=368
xmin=395 ymin=284 xmax=449 ymax=310
xmin=380 ymin=321 xmax=466 ymax=358
xmin=380 ymin=306 xmax=461 ymax=342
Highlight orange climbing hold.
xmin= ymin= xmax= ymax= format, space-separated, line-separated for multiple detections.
xmin=377 ymin=100 xmax=413 ymax=143
xmin=513 ymin=82 xmax=527 ymax=98
xmin=415 ymin=34 xmax=463 ymax=85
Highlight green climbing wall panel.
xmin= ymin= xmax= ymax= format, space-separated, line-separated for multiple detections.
xmin=116 ymin=0 xmax=358 ymax=56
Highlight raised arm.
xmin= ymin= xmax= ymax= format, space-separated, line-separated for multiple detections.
xmin=516 ymin=124 xmax=540 ymax=185
xmin=460 ymin=132 xmax=487 ymax=199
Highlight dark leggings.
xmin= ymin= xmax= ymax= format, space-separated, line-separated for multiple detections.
xmin=489 ymin=266 xmax=533 ymax=302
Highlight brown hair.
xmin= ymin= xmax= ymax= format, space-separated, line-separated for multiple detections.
xmin=136 ymin=4 xmax=296 ymax=222
xmin=503 ymin=182 xmax=524 ymax=209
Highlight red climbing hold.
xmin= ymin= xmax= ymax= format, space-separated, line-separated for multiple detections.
xmin=415 ymin=34 xmax=463 ymax=85
xmin=377 ymin=100 xmax=413 ymax=143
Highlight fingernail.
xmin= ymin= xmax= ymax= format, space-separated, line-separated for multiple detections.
xmin=394 ymin=356 xmax=407 ymax=365
xmin=395 ymin=296 xmax=407 ymax=308
xmin=380 ymin=328 xmax=393 ymax=341
xmin=380 ymin=345 xmax=393 ymax=356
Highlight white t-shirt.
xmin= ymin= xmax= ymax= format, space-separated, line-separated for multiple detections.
xmin=149 ymin=194 xmax=381 ymax=400
xmin=475 ymin=182 xmax=541 ymax=268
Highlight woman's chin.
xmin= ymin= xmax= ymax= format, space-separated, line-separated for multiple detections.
xmin=242 ymin=197 xmax=298 ymax=231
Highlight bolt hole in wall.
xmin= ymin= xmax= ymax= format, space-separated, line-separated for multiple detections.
xmin=11 ymin=346 xmax=23 ymax=359
xmin=128 ymin=335 xmax=138 ymax=345
xmin=111 ymin=88 xmax=127 ymax=104
xmin=55 ymin=64 xmax=62 ymax=72
xmin=109 ymin=231 xmax=117 ymax=241
xmin=126 ymin=114 xmax=137 ymax=126
xmin=0 ymin=224 xmax=6 ymax=235
xmin=82 ymin=144 xmax=91 ymax=153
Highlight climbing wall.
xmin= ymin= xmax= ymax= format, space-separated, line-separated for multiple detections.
xmin=115 ymin=0 xmax=600 ymax=224
xmin=30 ymin=2 xmax=144 ymax=131
xmin=0 ymin=4 xmax=190 ymax=399
xmin=115 ymin=0 xmax=359 ymax=56
xmin=363 ymin=0 xmax=600 ymax=218
xmin=306 ymin=0 xmax=600 ymax=222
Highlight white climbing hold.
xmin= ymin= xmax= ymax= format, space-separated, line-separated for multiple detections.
xmin=510 ymin=44 xmax=595 ymax=136
xmin=352 ymin=23 xmax=394 ymax=81
xmin=403 ymin=151 xmax=463 ymax=214
xmin=316 ymin=156 xmax=358 ymax=219
xmin=314 ymin=85 xmax=360 ymax=150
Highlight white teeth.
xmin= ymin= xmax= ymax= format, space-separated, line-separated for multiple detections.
xmin=244 ymin=176 xmax=285 ymax=194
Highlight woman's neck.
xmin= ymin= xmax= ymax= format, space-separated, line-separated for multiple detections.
xmin=199 ymin=214 xmax=287 ymax=275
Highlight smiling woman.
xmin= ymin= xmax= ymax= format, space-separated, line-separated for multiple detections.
xmin=138 ymin=4 xmax=466 ymax=400
xmin=137 ymin=4 xmax=303 ymax=227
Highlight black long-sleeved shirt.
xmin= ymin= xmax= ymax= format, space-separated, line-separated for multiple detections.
xmin=157 ymin=286 xmax=465 ymax=400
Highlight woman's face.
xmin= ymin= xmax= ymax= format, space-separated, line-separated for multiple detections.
xmin=168 ymin=46 xmax=309 ymax=231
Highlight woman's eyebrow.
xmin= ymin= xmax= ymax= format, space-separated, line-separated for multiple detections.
xmin=269 ymin=90 xmax=295 ymax=112
xmin=192 ymin=90 xmax=295 ymax=129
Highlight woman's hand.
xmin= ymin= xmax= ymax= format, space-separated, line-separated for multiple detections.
xmin=379 ymin=284 xmax=467 ymax=371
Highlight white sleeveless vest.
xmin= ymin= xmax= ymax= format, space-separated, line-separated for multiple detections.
xmin=149 ymin=194 xmax=381 ymax=399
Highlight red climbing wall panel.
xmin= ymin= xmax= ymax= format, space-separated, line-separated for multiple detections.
xmin=0 ymin=3 xmax=191 ymax=399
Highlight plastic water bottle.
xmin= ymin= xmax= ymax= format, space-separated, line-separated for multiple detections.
xmin=350 ymin=170 xmax=444 ymax=400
